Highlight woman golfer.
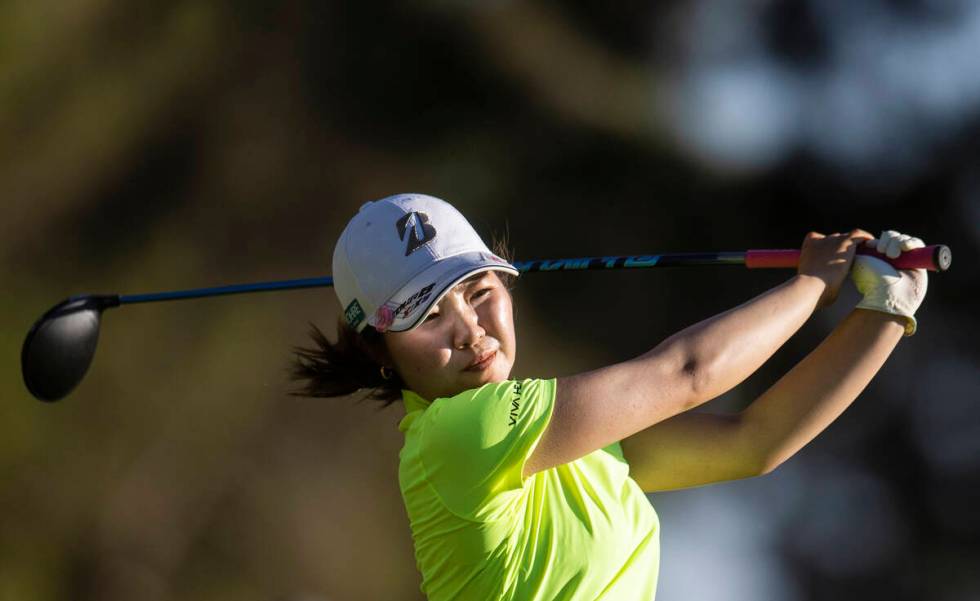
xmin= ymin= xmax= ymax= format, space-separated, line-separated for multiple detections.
xmin=292 ymin=193 xmax=928 ymax=600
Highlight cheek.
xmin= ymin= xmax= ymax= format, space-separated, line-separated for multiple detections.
xmin=485 ymin=296 xmax=515 ymax=341
xmin=431 ymin=348 xmax=453 ymax=369
xmin=405 ymin=344 xmax=452 ymax=375
xmin=389 ymin=334 xmax=449 ymax=372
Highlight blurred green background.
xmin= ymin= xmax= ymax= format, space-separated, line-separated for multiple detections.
xmin=3 ymin=1 xmax=978 ymax=600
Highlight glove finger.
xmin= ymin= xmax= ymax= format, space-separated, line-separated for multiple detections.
xmin=896 ymin=234 xmax=912 ymax=252
xmin=877 ymin=230 xmax=897 ymax=254
xmin=885 ymin=236 xmax=903 ymax=258
xmin=902 ymin=236 xmax=925 ymax=250
xmin=895 ymin=233 xmax=913 ymax=254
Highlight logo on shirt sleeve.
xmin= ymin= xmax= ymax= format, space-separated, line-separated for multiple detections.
xmin=509 ymin=380 xmax=524 ymax=427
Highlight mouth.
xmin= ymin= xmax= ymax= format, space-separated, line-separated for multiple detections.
xmin=464 ymin=350 xmax=498 ymax=372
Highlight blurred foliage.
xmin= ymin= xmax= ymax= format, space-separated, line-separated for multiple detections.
xmin=2 ymin=1 xmax=978 ymax=600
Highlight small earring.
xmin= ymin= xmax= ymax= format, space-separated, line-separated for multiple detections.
xmin=380 ymin=365 xmax=393 ymax=380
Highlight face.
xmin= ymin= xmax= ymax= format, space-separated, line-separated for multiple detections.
xmin=383 ymin=270 xmax=516 ymax=402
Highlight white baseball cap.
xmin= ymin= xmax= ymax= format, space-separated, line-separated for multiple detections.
xmin=332 ymin=193 xmax=520 ymax=333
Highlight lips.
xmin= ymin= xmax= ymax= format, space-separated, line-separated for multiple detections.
xmin=465 ymin=350 xmax=497 ymax=371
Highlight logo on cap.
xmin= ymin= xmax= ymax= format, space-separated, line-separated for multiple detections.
xmin=374 ymin=304 xmax=395 ymax=332
xmin=395 ymin=282 xmax=436 ymax=320
xmin=345 ymin=299 xmax=366 ymax=329
xmin=396 ymin=211 xmax=437 ymax=256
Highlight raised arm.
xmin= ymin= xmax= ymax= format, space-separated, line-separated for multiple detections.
xmin=741 ymin=308 xmax=906 ymax=472
xmin=622 ymin=308 xmax=906 ymax=492
xmin=523 ymin=231 xmax=871 ymax=479
xmin=619 ymin=230 xmax=929 ymax=492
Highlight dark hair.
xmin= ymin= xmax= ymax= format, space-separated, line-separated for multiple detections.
xmin=288 ymin=229 xmax=518 ymax=408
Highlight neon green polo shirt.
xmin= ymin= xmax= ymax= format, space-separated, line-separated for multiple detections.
xmin=397 ymin=377 xmax=660 ymax=600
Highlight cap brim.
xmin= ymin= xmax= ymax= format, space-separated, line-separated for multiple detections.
xmin=372 ymin=251 xmax=519 ymax=332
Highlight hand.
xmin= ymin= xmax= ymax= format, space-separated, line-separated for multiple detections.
xmin=851 ymin=230 xmax=928 ymax=336
xmin=797 ymin=229 xmax=875 ymax=310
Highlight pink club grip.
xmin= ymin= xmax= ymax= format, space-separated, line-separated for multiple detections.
xmin=746 ymin=244 xmax=951 ymax=272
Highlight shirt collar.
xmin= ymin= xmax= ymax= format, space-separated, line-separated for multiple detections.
xmin=402 ymin=388 xmax=432 ymax=413
xmin=398 ymin=388 xmax=432 ymax=433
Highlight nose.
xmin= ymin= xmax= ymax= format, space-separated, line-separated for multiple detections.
xmin=451 ymin=300 xmax=485 ymax=350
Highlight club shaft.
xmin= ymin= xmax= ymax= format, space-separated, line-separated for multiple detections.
xmin=120 ymin=277 xmax=334 ymax=304
xmin=115 ymin=245 xmax=949 ymax=305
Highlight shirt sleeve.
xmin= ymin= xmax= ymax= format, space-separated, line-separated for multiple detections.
xmin=418 ymin=377 xmax=556 ymax=520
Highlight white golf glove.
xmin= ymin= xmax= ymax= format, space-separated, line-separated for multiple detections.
xmin=850 ymin=230 xmax=928 ymax=337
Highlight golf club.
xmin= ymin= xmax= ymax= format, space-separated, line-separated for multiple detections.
xmin=22 ymin=244 xmax=951 ymax=402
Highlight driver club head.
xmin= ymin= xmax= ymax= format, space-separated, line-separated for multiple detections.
xmin=21 ymin=295 xmax=119 ymax=402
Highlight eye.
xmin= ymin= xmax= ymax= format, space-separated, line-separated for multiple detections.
xmin=474 ymin=287 xmax=492 ymax=299
xmin=424 ymin=311 xmax=439 ymax=322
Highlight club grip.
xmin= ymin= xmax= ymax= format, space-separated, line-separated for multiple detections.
xmin=746 ymin=244 xmax=951 ymax=272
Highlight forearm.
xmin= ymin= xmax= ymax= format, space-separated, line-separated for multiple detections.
xmin=647 ymin=274 xmax=825 ymax=404
xmin=741 ymin=308 xmax=906 ymax=473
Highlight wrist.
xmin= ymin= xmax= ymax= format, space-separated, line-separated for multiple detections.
xmin=792 ymin=274 xmax=826 ymax=305
xmin=852 ymin=307 xmax=912 ymax=336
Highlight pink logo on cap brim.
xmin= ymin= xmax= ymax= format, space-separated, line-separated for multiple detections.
xmin=374 ymin=305 xmax=395 ymax=332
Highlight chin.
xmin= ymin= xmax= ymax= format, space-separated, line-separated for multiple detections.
xmin=463 ymin=363 xmax=510 ymax=386
xmin=486 ymin=364 xmax=512 ymax=383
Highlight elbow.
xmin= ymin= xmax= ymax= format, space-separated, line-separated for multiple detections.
xmin=757 ymin=458 xmax=781 ymax=476
xmin=682 ymin=358 xmax=710 ymax=410
xmin=652 ymin=335 xmax=712 ymax=411
xmin=755 ymin=450 xmax=788 ymax=476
